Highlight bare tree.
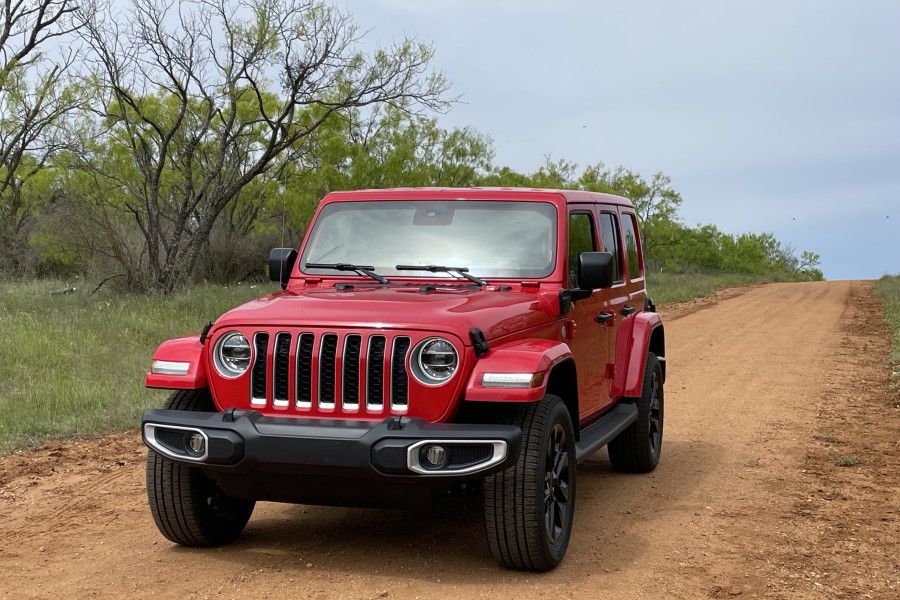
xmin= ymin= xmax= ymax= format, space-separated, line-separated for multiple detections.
xmin=75 ymin=0 xmax=449 ymax=292
xmin=0 ymin=0 xmax=82 ymax=274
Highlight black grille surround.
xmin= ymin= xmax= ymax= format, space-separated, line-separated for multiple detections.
xmin=273 ymin=333 xmax=291 ymax=406
xmin=296 ymin=333 xmax=315 ymax=406
xmin=366 ymin=336 xmax=386 ymax=408
xmin=390 ymin=337 xmax=411 ymax=408
xmin=250 ymin=333 xmax=270 ymax=404
xmin=319 ymin=334 xmax=338 ymax=407
xmin=342 ymin=335 xmax=362 ymax=408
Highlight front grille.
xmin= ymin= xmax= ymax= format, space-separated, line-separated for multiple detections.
xmin=243 ymin=330 xmax=415 ymax=415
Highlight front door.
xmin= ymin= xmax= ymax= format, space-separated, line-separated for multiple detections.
xmin=565 ymin=206 xmax=612 ymax=420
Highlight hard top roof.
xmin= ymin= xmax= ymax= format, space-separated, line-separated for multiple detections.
xmin=324 ymin=187 xmax=634 ymax=207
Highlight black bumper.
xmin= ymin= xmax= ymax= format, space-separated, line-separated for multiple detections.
xmin=141 ymin=409 xmax=521 ymax=480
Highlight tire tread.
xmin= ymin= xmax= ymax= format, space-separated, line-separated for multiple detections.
xmin=146 ymin=389 xmax=252 ymax=546
xmin=483 ymin=396 xmax=573 ymax=571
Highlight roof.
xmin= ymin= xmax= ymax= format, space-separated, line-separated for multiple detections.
xmin=325 ymin=187 xmax=634 ymax=207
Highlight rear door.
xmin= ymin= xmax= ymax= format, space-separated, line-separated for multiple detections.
xmin=610 ymin=208 xmax=647 ymax=399
xmin=596 ymin=207 xmax=629 ymax=409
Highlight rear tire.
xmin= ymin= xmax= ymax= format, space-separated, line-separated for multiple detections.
xmin=146 ymin=389 xmax=255 ymax=546
xmin=483 ymin=395 xmax=576 ymax=571
xmin=608 ymin=353 xmax=664 ymax=473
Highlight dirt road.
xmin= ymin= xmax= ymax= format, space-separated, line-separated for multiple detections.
xmin=2 ymin=281 xmax=898 ymax=599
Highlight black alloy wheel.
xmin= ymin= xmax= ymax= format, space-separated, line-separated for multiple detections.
xmin=544 ymin=423 xmax=572 ymax=545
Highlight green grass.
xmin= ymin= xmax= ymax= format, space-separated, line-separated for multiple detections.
xmin=874 ymin=275 xmax=900 ymax=388
xmin=0 ymin=271 xmax=799 ymax=452
xmin=0 ymin=279 xmax=277 ymax=452
xmin=832 ymin=454 xmax=861 ymax=468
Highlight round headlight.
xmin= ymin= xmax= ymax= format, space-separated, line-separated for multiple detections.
xmin=213 ymin=332 xmax=252 ymax=378
xmin=412 ymin=337 xmax=458 ymax=385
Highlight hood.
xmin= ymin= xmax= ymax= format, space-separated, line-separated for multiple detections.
xmin=212 ymin=284 xmax=560 ymax=341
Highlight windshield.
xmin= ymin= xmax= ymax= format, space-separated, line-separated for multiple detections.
xmin=300 ymin=200 xmax=558 ymax=279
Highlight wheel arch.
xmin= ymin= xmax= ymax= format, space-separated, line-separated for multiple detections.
xmin=145 ymin=335 xmax=208 ymax=390
xmin=623 ymin=313 xmax=665 ymax=397
xmin=544 ymin=357 xmax=580 ymax=440
xmin=648 ymin=324 xmax=666 ymax=382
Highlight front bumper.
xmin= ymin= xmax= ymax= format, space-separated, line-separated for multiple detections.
xmin=141 ymin=409 xmax=520 ymax=479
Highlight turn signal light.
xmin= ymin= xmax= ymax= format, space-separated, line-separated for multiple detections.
xmin=481 ymin=372 xmax=545 ymax=388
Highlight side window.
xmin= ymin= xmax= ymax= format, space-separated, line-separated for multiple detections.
xmin=567 ymin=212 xmax=596 ymax=287
xmin=621 ymin=213 xmax=642 ymax=279
xmin=598 ymin=212 xmax=622 ymax=283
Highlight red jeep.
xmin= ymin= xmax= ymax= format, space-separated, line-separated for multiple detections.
xmin=142 ymin=188 xmax=665 ymax=571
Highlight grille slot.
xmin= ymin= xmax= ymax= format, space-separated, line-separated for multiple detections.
xmin=319 ymin=334 xmax=338 ymax=407
xmin=250 ymin=333 xmax=270 ymax=405
xmin=447 ymin=444 xmax=493 ymax=468
xmin=342 ymin=335 xmax=362 ymax=408
xmin=367 ymin=336 xmax=386 ymax=408
xmin=155 ymin=428 xmax=188 ymax=454
xmin=296 ymin=333 xmax=315 ymax=407
xmin=273 ymin=333 xmax=291 ymax=406
xmin=390 ymin=336 xmax=411 ymax=409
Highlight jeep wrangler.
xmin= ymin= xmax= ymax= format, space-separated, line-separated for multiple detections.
xmin=142 ymin=188 xmax=665 ymax=571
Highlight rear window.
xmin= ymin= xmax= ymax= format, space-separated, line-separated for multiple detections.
xmin=598 ymin=212 xmax=622 ymax=283
xmin=621 ymin=213 xmax=642 ymax=279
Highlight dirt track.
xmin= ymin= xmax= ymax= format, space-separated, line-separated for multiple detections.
xmin=2 ymin=281 xmax=898 ymax=599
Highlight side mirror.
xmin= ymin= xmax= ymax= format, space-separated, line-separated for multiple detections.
xmin=268 ymin=247 xmax=298 ymax=289
xmin=577 ymin=251 xmax=614 ymax=290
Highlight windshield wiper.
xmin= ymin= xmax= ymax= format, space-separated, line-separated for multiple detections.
xmin=305 ymin=263 xmax=390 ymax=284
xmin=396 ymin=264 xmax=488 ymax=287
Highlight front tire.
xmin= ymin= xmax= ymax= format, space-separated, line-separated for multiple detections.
xmin=608 ymin=353 xmax=664 ymax=473
xmin=483 ymin=395 xmax=576 ymax=571
xmin=146 ymin=389 xmax=255 ymax=546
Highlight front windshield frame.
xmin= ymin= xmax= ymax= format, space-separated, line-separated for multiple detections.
xmin=297 ymin=199 xmax=560 ymax=281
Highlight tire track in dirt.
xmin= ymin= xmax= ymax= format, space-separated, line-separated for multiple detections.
xmin=2 ymin=281 xmax=897 ymax=599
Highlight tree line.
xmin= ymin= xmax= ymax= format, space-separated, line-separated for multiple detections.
xmin=0 ymin=0 xmax=823 ymax=292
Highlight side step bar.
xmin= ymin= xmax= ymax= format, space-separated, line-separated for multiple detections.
xmin=575 ymin=403 xmax=639 ymax=462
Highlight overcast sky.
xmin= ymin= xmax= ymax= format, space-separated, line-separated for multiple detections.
xmin=342 ymin=0 xmax=898 ymax=280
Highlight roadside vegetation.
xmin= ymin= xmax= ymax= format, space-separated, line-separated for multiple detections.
xmin=647 ymin=271 xmax=774 ymax=306
xmin=874 ymin=275 xmax=900 ymax=387
xmin=0 ymin=280 xmax=277 ymax=452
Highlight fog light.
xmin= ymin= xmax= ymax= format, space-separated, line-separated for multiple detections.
xmin=187 ymin=432 xmax=205 ymax=456
xmin=425 ymin=445 xmax=447 ymax=468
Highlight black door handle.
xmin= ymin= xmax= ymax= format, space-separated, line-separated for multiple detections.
xmin=596 ymin=312 xmax=613 ymax=324
xmin=621 ymin=305 xmax=635 ymax=316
